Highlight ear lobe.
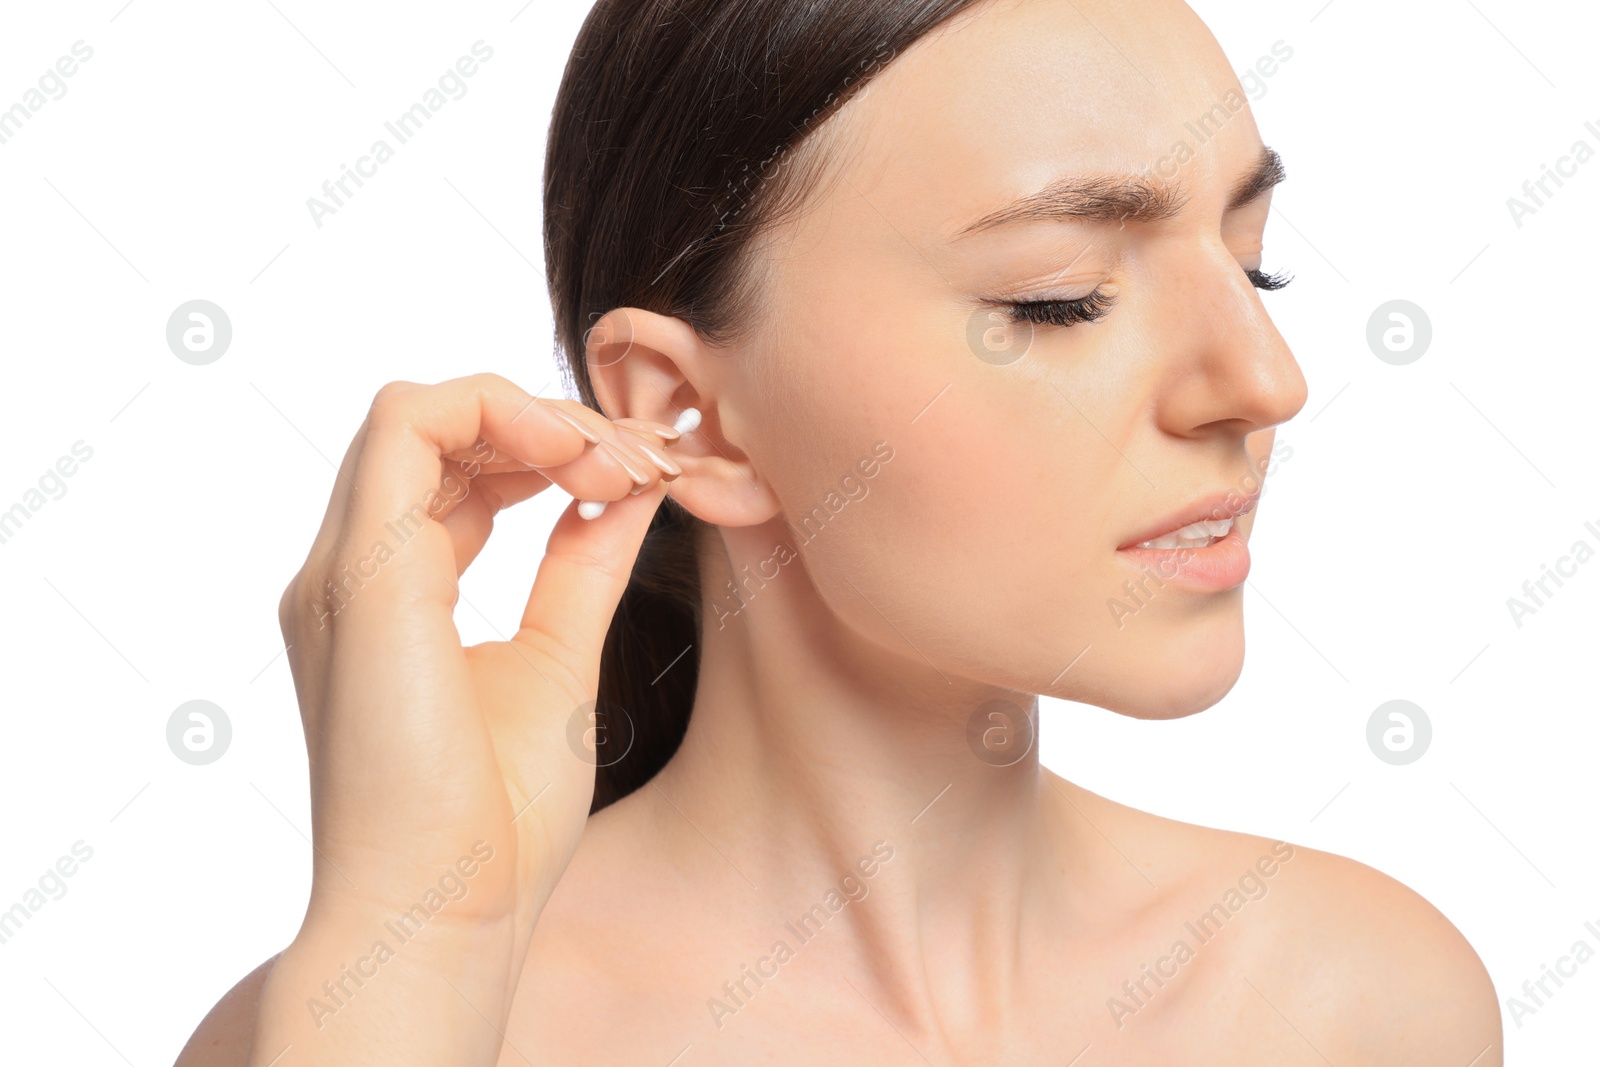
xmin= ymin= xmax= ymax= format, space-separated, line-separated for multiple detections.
xmin=584 ymin=307 xmax=781 ymax=528
xmin=661 ymin=406 xmax=783 ymax=528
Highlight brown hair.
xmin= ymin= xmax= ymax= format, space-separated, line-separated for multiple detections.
xmin=543 ymin=0 xmax=988 ymax=812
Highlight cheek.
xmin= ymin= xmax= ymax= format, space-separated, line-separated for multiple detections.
xmin=891 ymin=390 xmax=1123 ymax=585
xmin=753 ymin=284 xmax=1147 ymax=665
xmin=789 ymin=353 xmax=1130 ymax=659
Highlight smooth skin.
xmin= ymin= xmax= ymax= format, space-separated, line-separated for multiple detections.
xmin=176 ymin=0 xmax=1502 ymax=1063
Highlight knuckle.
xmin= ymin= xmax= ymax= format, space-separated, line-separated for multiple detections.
xmin=280 ymin=578 xmax=316 ymax=636
xmin=277 ymin=573 xmax=302 ymax=637
xmin=467 ymin=370 xmax=514 ymax=394
xmin=367 ymin=380 xmax=419 ymax=425
xmin=280 ymin=566 xmax=338 ymax=636
xmin=512 ymin=623 xmax=589 ymax=690
xmin=547 ymin=544 xmax=628 ymax=587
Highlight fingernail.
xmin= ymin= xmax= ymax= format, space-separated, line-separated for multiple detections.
xmin=629 ymin=438 xmax=683 ymax=477
xmin=578 ymin=499 xmax=608 ymax=520
xmin=599 ymin=439 xmax=652 ymax=485
xmin=537 ymin=398 xmax=602 ymax=443
xmin=615 ymin=417 xmax=681 ymax=441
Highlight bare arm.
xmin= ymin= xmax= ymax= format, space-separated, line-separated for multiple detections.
xmin=174 ymin=954 xmax=278 ymax=1067
xmin=172 ymin=375 xmax=682 ymax=1066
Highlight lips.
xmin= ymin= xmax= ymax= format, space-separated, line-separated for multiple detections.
xmin=1111 ymin=486 xmax=1262 ymax=592
xmin=1116 ymin=488 xmax=1261 ymax=551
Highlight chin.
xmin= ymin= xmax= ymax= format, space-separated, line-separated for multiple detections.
xmin=1080 ymin=608 xmax=1247 ymax=720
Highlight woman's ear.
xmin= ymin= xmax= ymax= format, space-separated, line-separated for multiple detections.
xmin=585 ymin=307 xmax=781 ymax=528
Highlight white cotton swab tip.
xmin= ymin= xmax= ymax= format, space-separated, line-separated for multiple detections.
xmin=673 ymin=407 xmax=702 ymax=435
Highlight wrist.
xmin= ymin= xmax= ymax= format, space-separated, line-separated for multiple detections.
xmin=247 ymin=906 xmax=521 ymax=1066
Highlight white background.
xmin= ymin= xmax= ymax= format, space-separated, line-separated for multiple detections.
xmin=0 ymin=0 xmax=1594 ymax=1061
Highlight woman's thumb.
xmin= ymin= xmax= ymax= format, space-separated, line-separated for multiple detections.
xmin=513 ymin=482 xmax=669 ymax=688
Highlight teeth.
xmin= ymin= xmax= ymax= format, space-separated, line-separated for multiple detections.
xmin=1137 ymin=517 xmax=1232 ymax=550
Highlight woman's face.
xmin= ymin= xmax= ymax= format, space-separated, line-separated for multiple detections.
xmin=711 ymin=0 xmax=1308 ymax=718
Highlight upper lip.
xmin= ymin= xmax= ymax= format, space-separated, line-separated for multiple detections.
xmin=1117 ymin=487 xmax=1262 ymax=550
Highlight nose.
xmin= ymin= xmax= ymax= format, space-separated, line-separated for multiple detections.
xmin=1151 ymin=240 xmax=1308 ymax=440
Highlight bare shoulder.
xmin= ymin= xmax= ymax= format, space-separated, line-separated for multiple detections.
xmin=172 ymin=952 xmax=282 ymax=1067
xmin=1048 ymin=774 xmax=1503 ymax=1065
xmin=1243 ymin=839 xmax=1503 ymax=1065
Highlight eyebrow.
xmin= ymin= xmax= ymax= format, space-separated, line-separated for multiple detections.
xmin=952 ymin=145 xmax=1285 ymax=240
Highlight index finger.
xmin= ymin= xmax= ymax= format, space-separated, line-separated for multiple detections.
xmin=347 ymin=373 xmax=598 ymax=541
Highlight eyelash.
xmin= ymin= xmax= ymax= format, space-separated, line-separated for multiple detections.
xmin=1002 ymin=266 xmax=1293 ymax=327
xmin=1246 ymin=267 xmax=1293 ymax=291
xmin=1003 ymin=287 xmax=1116 ymax=328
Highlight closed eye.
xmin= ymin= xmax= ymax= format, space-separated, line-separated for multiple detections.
xmin=1003 ymin=264 xmax=1291 ymax=329
xmin=1002 ymin=288 xmax=1115 ymax=328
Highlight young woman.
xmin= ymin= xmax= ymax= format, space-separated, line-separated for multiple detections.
xmin=178 ymin=0 xmax=1501 ymax=1062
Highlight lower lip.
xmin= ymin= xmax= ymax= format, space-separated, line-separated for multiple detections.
xmin=1115 ymin=524 xmax=1251 ymax=591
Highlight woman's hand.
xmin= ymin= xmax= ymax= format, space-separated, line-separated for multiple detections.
xmin=246 ymin=373 xmax=682 ymax=1066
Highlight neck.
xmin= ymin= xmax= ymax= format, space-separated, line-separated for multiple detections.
xmin=648 ymin=525 xmax=1077 ymax=1027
